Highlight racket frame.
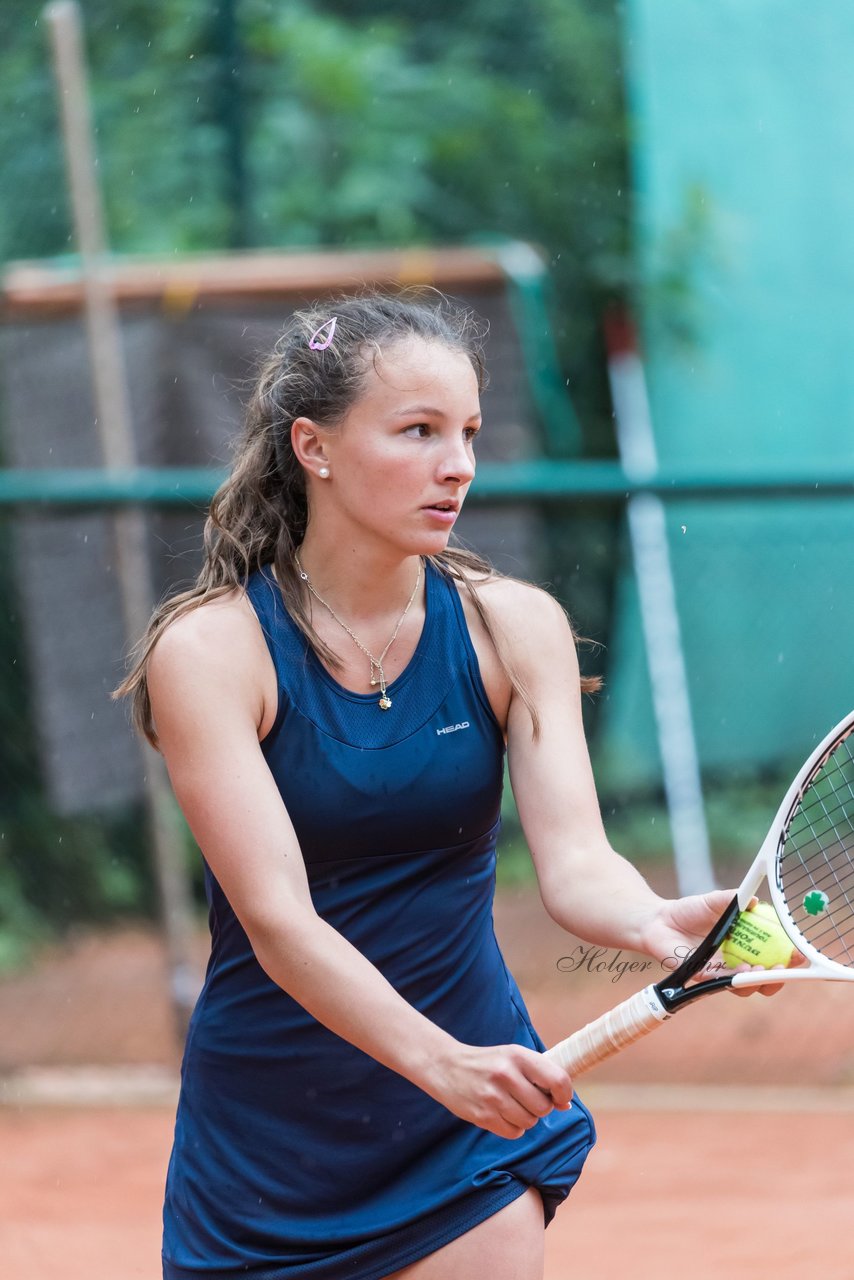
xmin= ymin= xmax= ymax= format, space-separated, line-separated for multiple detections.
xmin=546 ymin=710 xmax=854 ymax=1077
xmin=663 ymin=708 xmax=854 ymax=1002
xmin=762 ymin=711 xmax=854 ymax=982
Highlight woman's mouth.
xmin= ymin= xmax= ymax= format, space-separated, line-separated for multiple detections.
xmin=422 ymin=502 xmax=459 ymax=524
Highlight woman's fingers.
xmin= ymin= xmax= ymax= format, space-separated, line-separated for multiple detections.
xmin=432 ymin=1042 xmax=573 ymax=1138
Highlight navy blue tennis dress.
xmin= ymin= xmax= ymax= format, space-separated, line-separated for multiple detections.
xmin=162 ymin=559 xmax=595 ymax=1279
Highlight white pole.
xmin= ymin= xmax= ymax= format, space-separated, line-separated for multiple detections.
xmin=45 ymin=0 xmax=198 ymax=1036
xmin=605 ymin=309 xmax=716 ymax=895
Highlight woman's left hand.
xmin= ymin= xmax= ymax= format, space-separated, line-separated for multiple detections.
xmin=640 ymin=889 xmax=795 ymax=998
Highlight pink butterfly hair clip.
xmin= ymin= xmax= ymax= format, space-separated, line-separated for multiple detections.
xmin=308 ymin=317 xmax=337 ymax=350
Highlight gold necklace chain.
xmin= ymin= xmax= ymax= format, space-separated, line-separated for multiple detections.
xmin=294 ymin=555 xmax=423 ymax=710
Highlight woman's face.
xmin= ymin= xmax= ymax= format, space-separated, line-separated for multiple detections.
xmin=307 ymin=336 xmax=482 ymax=558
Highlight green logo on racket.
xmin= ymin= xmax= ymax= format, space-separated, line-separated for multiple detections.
xmin=803 ymin=890 xmax=830 ymax=916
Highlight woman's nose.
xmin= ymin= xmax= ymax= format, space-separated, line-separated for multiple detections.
xmin=437 ymin=438 xmax=475 ymax=484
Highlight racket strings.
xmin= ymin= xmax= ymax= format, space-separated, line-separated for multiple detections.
xmin=779 ymin=730 xmax=854 ymax=968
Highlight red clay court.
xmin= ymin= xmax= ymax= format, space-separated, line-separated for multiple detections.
xmin=3 ymin=885 xmax=854 ymax=1280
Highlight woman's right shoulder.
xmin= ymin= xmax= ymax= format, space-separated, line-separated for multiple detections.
xmin=148 ymin=587 xmax=266 ymax=689
xmin=146 ymin=588 xmax=278 ymax=756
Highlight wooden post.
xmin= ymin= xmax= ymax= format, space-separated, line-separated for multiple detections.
xmin=45 ymin=0 xmax=198 ymax=1039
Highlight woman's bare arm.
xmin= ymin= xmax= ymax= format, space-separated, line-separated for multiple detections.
xmin=482 ymin=580 xmax=737 ymax=964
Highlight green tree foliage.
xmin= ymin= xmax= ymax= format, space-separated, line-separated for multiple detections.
xmin=0 ymin=0 xmax=630 ymax=954
xmin=2 ymin=0 xmax=629 ymax=439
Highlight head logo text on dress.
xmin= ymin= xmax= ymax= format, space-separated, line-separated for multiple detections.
xmin=436 ymin=721 xmax=470 ymax=736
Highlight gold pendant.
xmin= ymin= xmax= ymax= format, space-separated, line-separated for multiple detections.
xmin=378 ymin=695 xmax=392 ymax=710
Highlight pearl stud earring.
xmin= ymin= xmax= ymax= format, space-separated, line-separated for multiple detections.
xmin=318 ymin=466 xmax=330 ymax=479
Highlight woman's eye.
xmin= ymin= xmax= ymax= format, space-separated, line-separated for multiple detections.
xmin=464 ymin=427 xmax=480 ymax=443
xmin=404 ymin=423 xmax=430 ymax=437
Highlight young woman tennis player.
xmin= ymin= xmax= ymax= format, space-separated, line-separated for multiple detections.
xmin=118 ymin=292 xmax=761 ymax=1280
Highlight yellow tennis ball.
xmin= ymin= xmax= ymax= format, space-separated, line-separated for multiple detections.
xmin=721 ymin=902 xmax=794 ymax=970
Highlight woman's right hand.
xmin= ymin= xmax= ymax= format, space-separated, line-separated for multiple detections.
xmin=423 ymin=1042 xmax=574 ymax=1139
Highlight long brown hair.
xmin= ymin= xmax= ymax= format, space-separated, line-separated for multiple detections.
xmin=114 ymin=288 xmax=598 ymax=747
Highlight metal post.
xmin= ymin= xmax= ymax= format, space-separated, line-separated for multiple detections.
xmin=605 ymin=308 xmax=716 ymax=895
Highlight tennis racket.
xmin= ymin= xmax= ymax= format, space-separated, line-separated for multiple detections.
xmin=546 ymin=709 xmax=854 ymax=1078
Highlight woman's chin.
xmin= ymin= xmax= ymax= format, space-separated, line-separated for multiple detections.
xmin=412 ymin=529 xmax=455 ymax=558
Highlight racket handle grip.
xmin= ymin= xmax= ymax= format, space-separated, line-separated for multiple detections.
xmin=545 ymin=985 xmax=670 ymax=1077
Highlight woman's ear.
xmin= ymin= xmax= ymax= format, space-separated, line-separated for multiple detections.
xmin=291 ymin=416 xmax=331 ymax=480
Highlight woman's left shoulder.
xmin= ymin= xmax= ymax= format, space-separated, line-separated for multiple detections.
xmin=447 ymin=568 xmax=579 ymax=727
xmin=474 ymin=574 xmax=573 ymax=647
xmin=453 ymin=571 xmax=578 ymax=693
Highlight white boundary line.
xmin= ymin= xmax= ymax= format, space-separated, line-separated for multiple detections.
xmin=0 ymin=1066 xmax=179 ymax=1108
xmin=582 ymin=1082 xmax=854 ymax=1112
xmin=3 ymin=1068 xmax=854 ymax=1112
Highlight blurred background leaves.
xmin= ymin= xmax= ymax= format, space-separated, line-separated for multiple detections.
xmin=0 ymin=0 xmax=631 ymax=963
xmin=1 ymin=0 xmax=630 ymax=445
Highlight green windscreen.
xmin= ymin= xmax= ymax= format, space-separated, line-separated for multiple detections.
xmin=598 ymin=0 xmax=854 ymax=791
